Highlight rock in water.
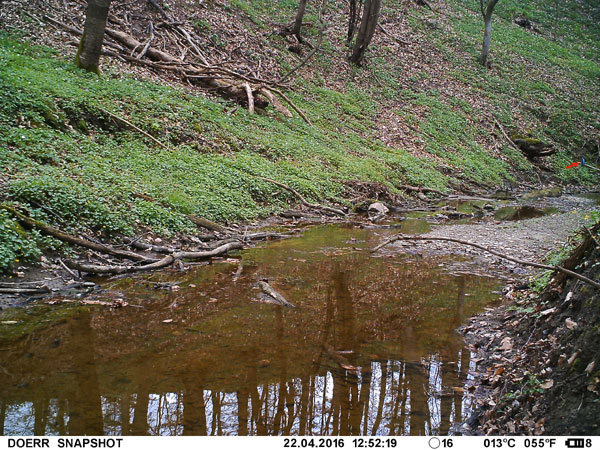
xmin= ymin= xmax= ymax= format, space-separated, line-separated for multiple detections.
xmin=368 ymin=202 xmax=389 ymax=222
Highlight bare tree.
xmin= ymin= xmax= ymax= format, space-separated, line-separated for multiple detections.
xmin=349 ymin=0 xmax=382 ymax=66
xmin=292 ymin=0 xmax=309 ymax=41
xmin=479 ymin=0 xmax=500 ymax=67
xmin=75 ymin=0 xmax=112 ymax=73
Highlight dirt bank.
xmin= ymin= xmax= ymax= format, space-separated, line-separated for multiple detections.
xmin=459 ymin=228 xmax=600 ymax=435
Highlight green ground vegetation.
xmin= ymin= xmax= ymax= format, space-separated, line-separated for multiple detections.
xmin=0 ymin=0 xmax=599 ymax=272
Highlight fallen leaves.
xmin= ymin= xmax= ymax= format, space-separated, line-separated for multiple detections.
xmin=585 ymin=361 xmax=595 ymax=376
xmin=499 ymin=337 xmax=513 ymax=351
xmin=540 ymin=379 xmax=554 ymax=389
xmin=565 ymin=318 xmax=577 ymax=330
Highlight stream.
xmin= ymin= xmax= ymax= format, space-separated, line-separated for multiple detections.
xmin=0 ymin=221 xmax=506 ymax=436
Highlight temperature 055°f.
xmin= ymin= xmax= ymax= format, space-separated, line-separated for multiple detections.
xmin=524 ymin=438 xmax=557 ymax=448
xmin=484 ymin=438 xmax=516 ymax=448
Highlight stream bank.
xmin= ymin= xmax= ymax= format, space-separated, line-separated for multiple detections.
xmin=459 ymin=227 xmax=600 ymax=435
xmin=0 ymin=192 xmax=598 ymax=435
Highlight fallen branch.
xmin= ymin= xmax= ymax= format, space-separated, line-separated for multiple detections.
xmin=40 ymin=14 xmax=285 ymax=115
xmin=123 ymin=238 xmax=180 ymax=254
xmin=243 ymin=83 xmax=255 ymax=114
xmin=68 ymin=241 xmax=244 ymax=274
xmin=277 ymin=0 xmax=328 ymax=84
xmin=98 ymin=107 xmax=169 ymax=150
xmin=377 ymin=23 xmax=410 ymax=46
xmin=266 ymin=87 xmax=312 ymax=125
xmin=405 ymin=123 xmax=435 ymax=141
xmin=257 ymin=176 xmax=345 ymax=216
xmin=0 ymin=286 xmax=51 ymax=295
xmin=371 ymin=234 xmax=600 ymax=289
xmin=492 ymin=116 xmax=521 ymax=153
xmin=258 ymin=280 xmax=296 ymax=308
xmin=258 ymin=88 xmax=293 ymax=118
xmin=1 ymin=204 xmax=150 ymax=262
xmin=58 ymin=258 xmax=81 ymax=279
xmin=132 ymin=193 xmax=226 ymax=232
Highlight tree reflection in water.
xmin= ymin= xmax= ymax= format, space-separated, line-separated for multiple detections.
xmin=0 ymin=225 xmax=500 ymax=436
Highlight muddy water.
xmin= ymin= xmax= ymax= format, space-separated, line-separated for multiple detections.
xmin=0 ymin=224 xmax=503 ymax=436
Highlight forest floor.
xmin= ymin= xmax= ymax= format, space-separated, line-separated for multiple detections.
xmin=458 ymin=233 xmax=600 ymax=435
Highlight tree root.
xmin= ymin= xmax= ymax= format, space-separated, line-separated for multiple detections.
xmin=371 ymin=233 xmax=600 ymax=290
xmin=257 ymin=176 xmax=346 ymax=216
xmin=68 ymin=241 xmax=244 ymax=274
xmin=1 ymin=204 xmax=151 ymax=262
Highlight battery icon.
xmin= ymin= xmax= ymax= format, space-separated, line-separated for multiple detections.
xmin=565 ymin=439 xmax=585 ymax=448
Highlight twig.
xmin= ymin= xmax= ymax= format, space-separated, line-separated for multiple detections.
xmin=406 ymin=123 xmax=435 ymax=140
xmin=377 ymin=23 xmax=410 ymax=46
xmin=492 ymin=116 xmax=520 ymax=152
xmin=97 ymin=107 xmax=169 ymax=150
xmin=137 ymin=22 xmax=154 ymax=59
xmin=493 ymin=115 xmax=543 ymax=184
xmin=398 ymin=184 xmax=447 ymax=197
xmin=371 ymin=234 xmax=600 ymax=289
xmin=58 ymin=258 xmax=81 ymax=280
xmin=584 ymin=225 xmax=599 ymax=247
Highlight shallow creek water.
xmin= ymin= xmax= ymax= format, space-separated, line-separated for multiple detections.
xmin=0 ymin=223 xmax=504 ymax=436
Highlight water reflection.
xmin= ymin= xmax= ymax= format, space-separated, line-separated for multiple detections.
xmin=0 ymin=225 xmax=501 ymax=436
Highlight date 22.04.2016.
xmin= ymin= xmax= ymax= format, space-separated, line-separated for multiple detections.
xmin=283 ymin=438 xmax=398 ymax=448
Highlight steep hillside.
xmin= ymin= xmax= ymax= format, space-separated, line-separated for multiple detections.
xmin=0 ymin=0 xmax=599 ymax=272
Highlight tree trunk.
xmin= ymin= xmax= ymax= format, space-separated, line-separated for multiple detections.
xmin=349 ymin=0 xmax=382 ymax=66
xmin=479 ymin=0 xmax=500 ymax=67
xmin=347 ymin=0 xmax=361 ymax=44
xmin=292 ymin=0 xmax=308 ymax=39
xmin=75 ymin=0 xmax=112 ymax=74
xmin=479 ymin=14 xmax=493 ymax=66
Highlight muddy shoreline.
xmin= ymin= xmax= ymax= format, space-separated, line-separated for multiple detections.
xmin=2 ymin=192 xmax=598 ymax=310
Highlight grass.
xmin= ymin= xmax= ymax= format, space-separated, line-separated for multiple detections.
xmin=0 ymin=33 xmax=445 ymax=272
xmin=0 ymin=0 xmax=599 ymax=272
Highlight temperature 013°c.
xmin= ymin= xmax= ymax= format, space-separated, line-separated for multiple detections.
xmin=484 ymin=438 xmax=516 ymax=448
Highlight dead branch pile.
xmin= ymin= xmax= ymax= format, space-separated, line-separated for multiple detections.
xmin=40 ymin=3 xmax=310 ymax=123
